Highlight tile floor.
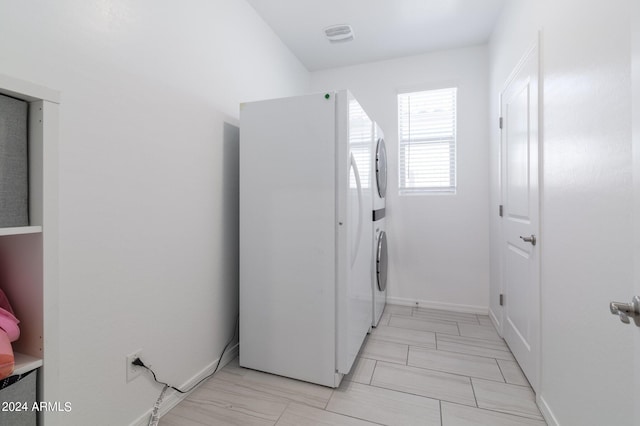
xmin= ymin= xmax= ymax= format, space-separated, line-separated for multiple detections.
xmin=160 ymin=305 xmax=547 ymax=425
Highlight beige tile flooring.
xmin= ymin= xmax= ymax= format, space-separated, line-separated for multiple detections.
xmin=160 ymin=305 xmax=547 ymax=425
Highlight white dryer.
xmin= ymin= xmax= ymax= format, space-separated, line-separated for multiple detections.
xmin=372 ymin=124 xmax=388 ymax=327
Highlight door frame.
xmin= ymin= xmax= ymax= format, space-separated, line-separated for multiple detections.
xmin=631 ymin=3 xmax=640 ymax=423
xmin=497 ymin=33 xmax=543 ymax=392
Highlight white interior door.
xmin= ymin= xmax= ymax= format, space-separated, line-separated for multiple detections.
xmin=500 ymin=42 xmax=540 ymax=392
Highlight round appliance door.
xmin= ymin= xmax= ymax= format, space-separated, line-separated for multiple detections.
xmin=376 ymin=231 xmax=388 ymax=292
xmin=376 ymin=138 xmax=387 ymax=199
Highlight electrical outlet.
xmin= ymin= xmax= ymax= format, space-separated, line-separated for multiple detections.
xmin=126 ymin=349 xmax=144 ymax=382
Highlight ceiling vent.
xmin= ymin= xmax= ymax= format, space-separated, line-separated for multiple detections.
xmin=324 ymin=24 xmax=354 ymax=43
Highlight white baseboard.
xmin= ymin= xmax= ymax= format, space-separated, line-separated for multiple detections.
xmin=386 ymin=296 xmax=488 ymax=315
xmin=537 ymin=394 xmax=560 ymax=426
xmin=129 ymin=342 xmax=239 ymax=426
xmin=488 ymin=308 xmax=502 ymax=335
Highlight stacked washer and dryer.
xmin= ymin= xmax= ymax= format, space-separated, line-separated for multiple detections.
xmin=372 ymin=124 xmax=388 ymax=327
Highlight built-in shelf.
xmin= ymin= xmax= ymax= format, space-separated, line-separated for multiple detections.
xmin=0 ymin=74 xmax=59 ymax=425
xmin=0 ymin=226 xmax=42 ymax=237
xmin=13 ymin=352 xmax=43 ymax=376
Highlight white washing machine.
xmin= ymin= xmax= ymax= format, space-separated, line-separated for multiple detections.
xmin=372 ymin=124 xmax=388 ymax=327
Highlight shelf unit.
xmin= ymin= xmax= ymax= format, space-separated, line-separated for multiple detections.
xmin=0 ymin=227 xmax=42 ymax=237
xmin=13 ymin=353 xmax=44 ymax=377
xmin=0 ymin=74 xmax=59 ymax=425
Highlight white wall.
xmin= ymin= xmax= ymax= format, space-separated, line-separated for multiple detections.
xmin=312 ymin=46 xmax=490 ymax=313
xmin=489 ymin=1 xmax=634 ymax=424
xmin=0 ymin=1 xmax=309 ymax=424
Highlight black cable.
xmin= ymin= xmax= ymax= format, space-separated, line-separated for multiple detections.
xmin=134 ymin=315 xmax=239 ymax=394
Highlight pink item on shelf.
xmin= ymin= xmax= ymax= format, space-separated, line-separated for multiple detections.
xmin=0 ymin=289 xmax=19 ymax=342
xmin=0 ymin=288 xmax=20 ymax=379
xmin=0 ymin=331 xmax=14 ymax=379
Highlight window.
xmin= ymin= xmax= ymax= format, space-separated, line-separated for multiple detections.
xmin=398 ymin=87 xmax=457 ymax=193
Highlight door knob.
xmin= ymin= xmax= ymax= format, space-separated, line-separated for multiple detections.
xmin=519 ymin=235 xmax=536 ymax=246
xmin=610 ymin=296 xmax=640 ymax=326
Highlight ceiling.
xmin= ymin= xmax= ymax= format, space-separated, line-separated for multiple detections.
xmin=245 ymin=0 xmax=507 ymax=71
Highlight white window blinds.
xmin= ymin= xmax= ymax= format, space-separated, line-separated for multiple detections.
xmin=398 ymin=87 xmax=457 ymax=193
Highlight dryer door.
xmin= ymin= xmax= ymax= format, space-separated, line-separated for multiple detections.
xmin=377 ymin=231 xmax=388 ymax=291
xmin=376 ymin=138 xmax=387 ymax=199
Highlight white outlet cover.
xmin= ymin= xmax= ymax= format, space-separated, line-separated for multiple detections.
xmin=126 ymin=350 xmax=144 ymax=382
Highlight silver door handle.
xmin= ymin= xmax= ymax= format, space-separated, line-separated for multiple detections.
xmin=610 ymin=296 xmax=640 ymax=326
xmin=519 ymin=235 xmax=536 ymax=246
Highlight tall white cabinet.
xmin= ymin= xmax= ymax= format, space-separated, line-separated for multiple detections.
xmin=0 ymin=74 xmax=59 ymax=424
xmin=240 ymin=92 xmax=374 ymax=388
